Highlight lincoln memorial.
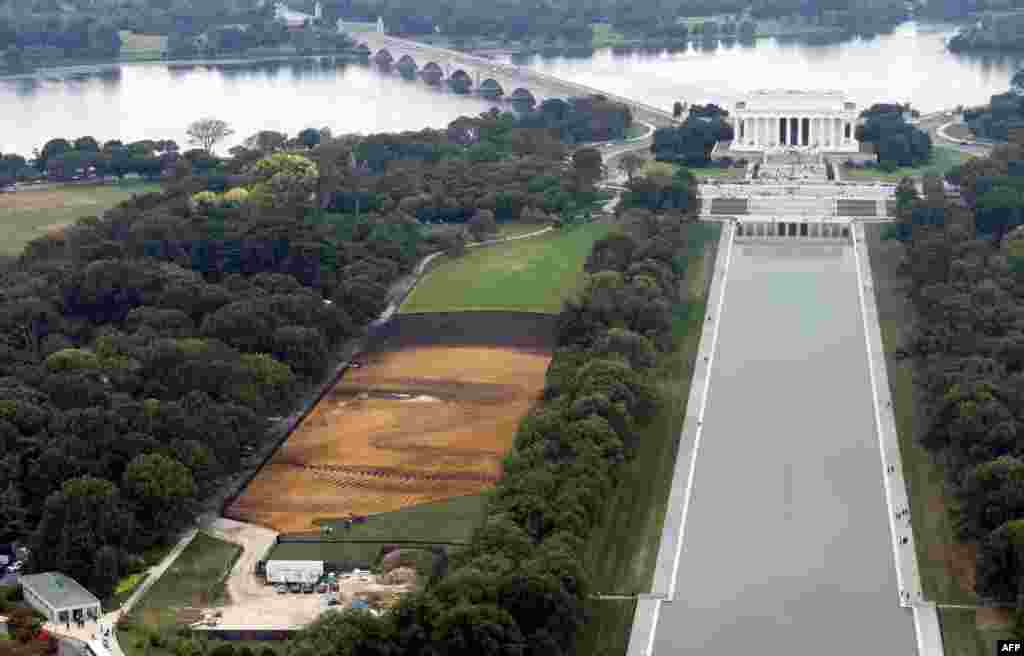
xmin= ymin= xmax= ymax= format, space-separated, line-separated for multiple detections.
xmin=731 ymin=90 xmax=860 ymax=152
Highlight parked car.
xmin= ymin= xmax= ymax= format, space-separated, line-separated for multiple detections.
xmin=317 ymin=583 xmax=328 ymax=593
xmin=329 ymin=582 xmax=339 ymax=592
xmin=301 ymin=582 xmax=315 ymax=593
xmin=327 ymin=598 xmax=339 ymax=606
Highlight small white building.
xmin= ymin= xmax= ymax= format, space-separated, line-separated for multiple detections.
xmin=731 ymin=89 xmax=860 ymax=152
xmin=265 ymin=560 xmax=324 ymax=584
xmin=20 ymin=572 xmax=101 ymax=624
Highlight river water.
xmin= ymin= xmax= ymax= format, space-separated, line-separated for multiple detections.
xmin=1 ymin=21 xmax=1020 ymax=156
xmin=651 ymin=241 xmax=916 ymax=654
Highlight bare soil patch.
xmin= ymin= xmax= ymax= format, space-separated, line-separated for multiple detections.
xmin=228 ymin=338 xmax=550 ymax=532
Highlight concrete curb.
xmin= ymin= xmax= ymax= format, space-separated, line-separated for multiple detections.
xmin=851 ymin=222 xmax=943 ymax=656
xmin=625 ymin=221 xmax=735 ymax=656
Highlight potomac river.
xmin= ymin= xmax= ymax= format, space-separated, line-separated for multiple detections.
xmin=1 ymin=21 xmax=1021 ymax=155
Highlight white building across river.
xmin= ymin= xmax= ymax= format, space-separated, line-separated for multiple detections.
xmin=731 ymin=90 xmax=860 ymax=152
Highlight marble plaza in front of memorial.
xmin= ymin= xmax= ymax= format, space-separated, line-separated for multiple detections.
xmin=697 ymin=89 xmax=895 ymax=237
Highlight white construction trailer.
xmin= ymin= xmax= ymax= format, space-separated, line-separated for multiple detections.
xmin=265 ymin=560 xmax=324 ymax=584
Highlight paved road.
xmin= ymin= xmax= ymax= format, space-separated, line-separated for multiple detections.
xmin=650 ymin=240 xmax=916 ymax=655
xmin=915 ymin=112 xmax=992 ymax=158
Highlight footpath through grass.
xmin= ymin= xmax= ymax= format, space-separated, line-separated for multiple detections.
xmin=0 ymin=181 xmax=161 ymax=256
xmin=401 ymin=220 xmax=612 ymax=314
xmin=576 ymin=221 xmax=720 ymax=656
xmin=842 ymin=145 xmax=972 ymax=183
xmin=119 ymin=532 xmax=241 ymax=656
xmin=865 ymin=224 xmax=1013 ymax=656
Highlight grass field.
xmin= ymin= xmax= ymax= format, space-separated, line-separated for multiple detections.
xmin=0 ymin=181 xmax=161 ymax=256
xmin=340 ymin=22 xmax=380 ymax=33
xmin=624 ymin=124 xmax=649 ymax=139
xmin=119 ymin=533 xmax=241 ymax=656
xmin=642 ymin=160 xmax=744 ymax=181
xmin=270 ymin=495 xmax=486 ymax=566
xmin=576 ymin=222 xmax=720 ymax=656
xmin=312 ymin=493 xmax=486 ymax=542
xmin=842 ymin=145 xmax=972 ymax=182
xmin=118 ymin=31 xmax=167 ymax=57
xmin=401 ymin=220 xmax=612 ymax=314
xmin=865 ymin=224 xmax=1014 ymax=656
xmin=493 ymin=221 xmax=550 ymax=239
xmin=592 ymin=24 xmax=627 ymax=47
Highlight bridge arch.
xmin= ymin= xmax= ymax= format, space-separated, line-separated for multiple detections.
xmin=373 ymin=49 xmax=393 ymax=69
xmin=421 ymin=61 xmax=443 ymax=86
xmin=509 ymin=87 xmax=537 ymax=109
xmin=396 ymin=54 xmax=418 ymax=80
xmin=479 ymin=78 xmax=504 ymax=98
xmin=448 ymin=69 xmax=473 ymax=94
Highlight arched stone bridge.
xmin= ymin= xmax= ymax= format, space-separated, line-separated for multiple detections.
xmin=356 ymin=33 xmax=679 ymax=128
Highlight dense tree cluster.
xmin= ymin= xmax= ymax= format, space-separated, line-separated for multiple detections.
xmin=16 ymin=137 xmax=181 ymax=184
xmin=316 ymin=0 xmax=903 ymax=44
xmin=948 ymin=11 xmax=1024 ymax=52
xmin=651 ymin=104 xmax=734 ymax=165
xmin=855 ymin=104 xmax=931 ymax=169
xmin=290 ymin=200 xmax=704 ymax=656
xmin=892 ymin=143 xmax=1024 ymax=621
xmin=964 ymin=88 xmax=1024 ymax=142
xmin=0 ymin=15 xmax=119 ymax=70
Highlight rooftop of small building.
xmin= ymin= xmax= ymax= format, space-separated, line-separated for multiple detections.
xmin=20 ymin=572 xmax=100 ymax=610
xmin=736 ymin=89 xmax=857 ymax=112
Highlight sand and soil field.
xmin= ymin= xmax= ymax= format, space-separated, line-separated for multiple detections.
xmin=228 ymin=313 xmax=556 ymax=533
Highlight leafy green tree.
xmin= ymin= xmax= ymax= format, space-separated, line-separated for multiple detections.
xmin=976 ymin=185 xmax=1024 ymax=247
xmin=31 ymin=477 xmax=133 ymax=594
xmin=976 ymin=518 xmax=1024 ymax=603
xmin=122 ymin=453 xmax=197 ymax=545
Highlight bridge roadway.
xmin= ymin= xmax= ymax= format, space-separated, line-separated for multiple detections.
xmin=354 ymin=33 xmax=679 ymax=129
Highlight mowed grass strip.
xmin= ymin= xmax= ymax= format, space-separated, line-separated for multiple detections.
xmin=865 ymin=224 xmax=1014 ymax=655
xmin=0 ymin=181 xmax=161 ymax=256
xmin=842 ymin=145 xmax=972 ymax=182
xmin=310 ymin=493 xmax=487 ymax=544
xmin=577 ymin=222 xmax=720 ymax=656
xmin=119 ymin=532 xmax=241 ymax=656
xmin=401 ymin=221 xmax=612 ymax=314
xmin=268 ymin=495 xmax=486 ymax=568
xmin=118 ymin=30 xmax=168 ymax=55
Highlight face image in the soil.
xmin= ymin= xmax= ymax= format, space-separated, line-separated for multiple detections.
xmin=229 ymin=342 xmax=551 ymax=533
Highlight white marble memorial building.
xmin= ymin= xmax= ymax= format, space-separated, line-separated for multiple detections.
xmin=731 ymin=90 xmax=860 ymax=152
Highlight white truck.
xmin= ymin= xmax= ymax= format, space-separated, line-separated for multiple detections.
xmin=265 ymin=560 xmax=324 ymax=585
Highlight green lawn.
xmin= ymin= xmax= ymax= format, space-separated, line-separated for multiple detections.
xmin=0 ymin=181 xmax=161 ymax=256
xmin=401 ymin=220 xmax=613 ymax=314
xmin=624 ymin=124 xmax=648 ymax=139
xmin=643 ymin=160 xmax=744 ymax=181
xmin=119 ymin=31 xmax=167 ymax=54
xmin=865 ymin=224 xmax=1014 ymax=656
xmin=267 ymin=494 xmax=486 ymax=567
xmin=592 ymin=24 xmax=627 ymax=47
xmin=310 ymin=494 xmax=486 ymax=543
xmin=576 ymin=222 xmax=720 ymax=656
xmin=340 ymin=22 xmax=380 ymax=33
xmin=119 ymin=532 xmax=241 ymax=654
xmin=842 ymin=145 xmax=972 ymax=182
xmin=493 ymin=221 xmax=550 ymax=239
